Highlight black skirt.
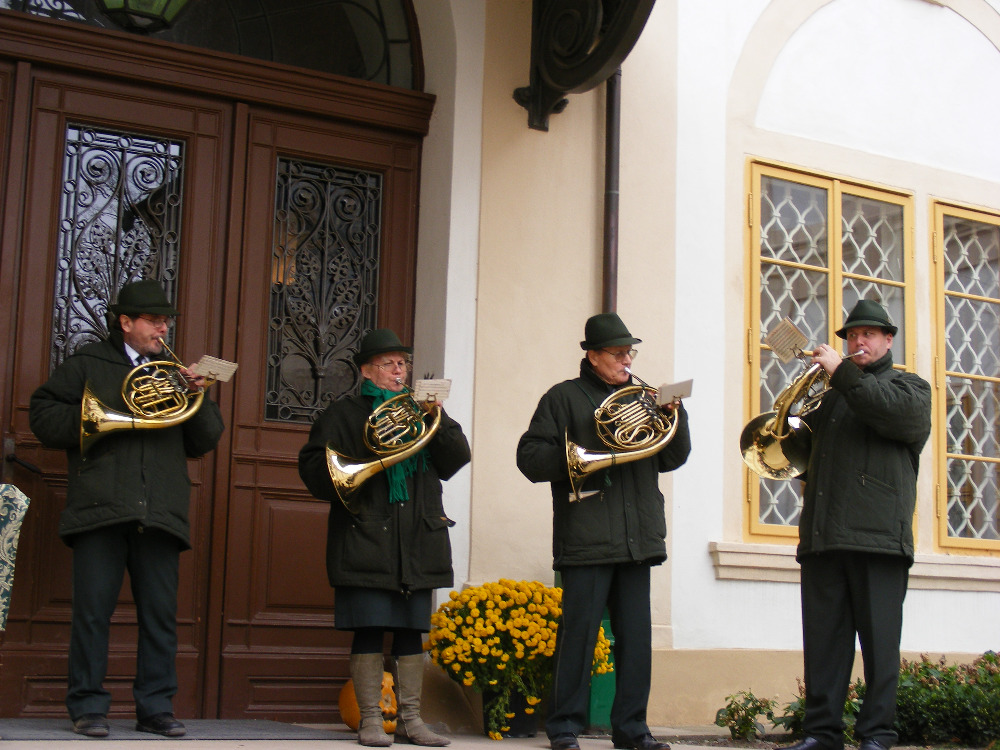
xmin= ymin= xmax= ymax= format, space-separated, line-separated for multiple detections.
xmin=334 ymin=586 xmax=433 ymax=631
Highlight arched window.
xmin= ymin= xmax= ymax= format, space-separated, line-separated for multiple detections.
xmin=3 ymin=0 xmax=421 ymax=89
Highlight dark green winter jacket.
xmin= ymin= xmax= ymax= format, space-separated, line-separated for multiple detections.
xmin=798 ymin=351 xmax=931 ymax=563
xmin=516 ymin=359 xmax=691 ymax=569
xmin=29 ymin=330 xmax=225 ymax=548
xmin=297 ymin=392 xmax=471 ymax=592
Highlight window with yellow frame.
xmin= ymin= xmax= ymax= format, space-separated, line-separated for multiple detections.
xmin=933 ymin=203 xmax=1000 ymax=550
xmin=746 ymin=162 xmax=914 ymax=540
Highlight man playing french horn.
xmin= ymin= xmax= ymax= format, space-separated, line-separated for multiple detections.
xmin=29 ymin=279 xmax=224 ymax=739
xmin=516 ymin=313 xmax=690 ymax=750
xmin=298 ymin=328 xmax=470 ymax=747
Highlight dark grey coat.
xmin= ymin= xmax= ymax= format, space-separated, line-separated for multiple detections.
xmin=29 ymin=330 xmax=225 ymax=548
xmin=798 ymin=351 xmax=931 ymax=562
xmin=298 ymin=393 xmax=471 ymax=592
xmin=516 ymin=359 xmax=691 ymax=569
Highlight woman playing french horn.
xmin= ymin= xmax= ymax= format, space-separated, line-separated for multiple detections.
xmin=298 ymin=328 xmax=470 ymax=748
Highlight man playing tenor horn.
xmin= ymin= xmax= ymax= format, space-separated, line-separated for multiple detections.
xmin=779 ymin=299 xmax=931 ymax=750
xmin=516 ymin=313 xmax=690 ymax=750
xmin=29 ymin=279 xmax=224 ymax=738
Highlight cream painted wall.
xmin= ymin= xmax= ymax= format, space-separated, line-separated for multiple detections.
xmin=468 ymin=0 xmax=607 ymax=586
xmin=413 ymin=0 xmax=1000 ymax=726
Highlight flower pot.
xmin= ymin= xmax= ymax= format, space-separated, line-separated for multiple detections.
xmin=482 ymin=688 xmax=538 ymax=738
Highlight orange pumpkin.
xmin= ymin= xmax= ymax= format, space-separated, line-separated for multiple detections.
xmin=338 ymin=671 xmax=398 ymax=733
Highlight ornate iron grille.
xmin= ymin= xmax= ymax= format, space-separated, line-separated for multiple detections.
xmin=51 ymin=124 xmax=184 ymax=370
xmin=266 ymin=158 xmax=382 ymax=423
xmin=1 ymin=0 xmax=84 ymax=22
xmin=754 ymin=175 xmax=908 ymax=529
xmin=942 ymin=215 xmax=1000 ymax=540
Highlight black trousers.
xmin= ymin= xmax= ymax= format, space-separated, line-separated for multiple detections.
xmin=546 ymin=562 xmax=652 ymax=741
xmin=800 ymin=551 xmax=909 ymax=750
xmin=66 ymin=523 xmax=181 ymax=721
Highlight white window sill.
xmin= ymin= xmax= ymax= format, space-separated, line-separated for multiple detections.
xmin=708 ymin=541 xmax=1000 ymax=592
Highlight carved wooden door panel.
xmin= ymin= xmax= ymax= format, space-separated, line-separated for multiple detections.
xmin=0 ymin=69 xmax=231 ymax=718
xmin=211 ymin=106 xmax=422 ymax=721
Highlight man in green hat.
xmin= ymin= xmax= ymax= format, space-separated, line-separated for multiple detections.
xmin=29 ymin=278 xmax=224 ymax=738
xmin=780 ymin=299 xmax=931 ymax=750
xmin=298 ymin=327 xmax=471 ymax=747
xmin=517 ymin=313 xmax=691 ymax=750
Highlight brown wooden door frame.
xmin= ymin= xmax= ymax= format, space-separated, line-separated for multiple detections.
xmin=1 ymin=65 xmax=232 ymax=718
xmin=0 ymin=12 xmax=434 ymax=720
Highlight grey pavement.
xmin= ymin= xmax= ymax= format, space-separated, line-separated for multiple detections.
xmin=0 ymin=722 xmax=740 ymax=750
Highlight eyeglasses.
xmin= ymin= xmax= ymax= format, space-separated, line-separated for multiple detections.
xmin=601 ymin=348 xmax=638 ymax=362
xmin=137 ymin=314 xmax=175 ymax=328
xmin=371 ymin=358 xmax=413 ymax=373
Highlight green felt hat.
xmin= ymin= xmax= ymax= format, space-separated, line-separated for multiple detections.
xmin=836 ymin=299 xmax=897 ymax=338
xmin=353 ymin=328 xmax=413 ymax=365
xmin=580 ymin=313 xmax=642 ymax=350
xmin=110 ymin=279 xmax=179 ymax=317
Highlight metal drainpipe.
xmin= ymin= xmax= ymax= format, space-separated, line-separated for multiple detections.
xmin=602 ymin=68 xmax=621 ymax=313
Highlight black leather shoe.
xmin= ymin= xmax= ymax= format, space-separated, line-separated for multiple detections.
xmin=550 ymin=733 xmax=580 ymax=750
xmin=72 ymin=714 xmax=110 ymax=737
xmin=136 ymin=712 xmax=186 ymax=737
xmin=859 ymin=740 xmax=889 ymax=750
xmin=778 ymin=738 xmax=840 ymax=750
xmin=613 ymin=733 xmax=671 ymax=750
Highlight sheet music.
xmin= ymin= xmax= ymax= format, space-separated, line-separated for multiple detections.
xmin=413 ymin=378 xmax=451 ymax=403
xmin=656 ymin=379 xmax=693 ymax=405
xmin=190 ymin=355 xmax=238 ymax=382
xmin=764 ymin=317 xmax=809 ymax=363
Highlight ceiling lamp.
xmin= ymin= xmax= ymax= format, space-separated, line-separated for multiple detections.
xmin=94 ymin=0 xmax=196 ymax=34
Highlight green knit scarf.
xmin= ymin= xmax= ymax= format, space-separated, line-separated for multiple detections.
xmin=361 ymin=380 xmax=428 ymax=504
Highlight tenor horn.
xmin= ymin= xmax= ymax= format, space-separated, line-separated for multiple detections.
xmin=740 ymin=349 xmax=863 ymax=480
xmin=80 ymin=337 xmax=209 ymax=455
xmin=326 ymin=380 xmax=442 ymax=513
xmin=565 ymin=368 xmax=680 ymax=502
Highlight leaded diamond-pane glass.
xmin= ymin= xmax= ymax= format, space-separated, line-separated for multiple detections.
xmin=942 ymin=214 xmax=1000 ymax=540
xmin=266 ymin=158 xmax=383 ymax=424
xmin=760 ymin=177 xmax=828 ymax=267
xmin=841 ymin=196 xmax=903 ymax=281
xmin=51 ymin=125 xmax=184 ymax=370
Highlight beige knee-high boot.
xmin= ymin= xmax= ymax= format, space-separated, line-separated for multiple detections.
xmin=351 ymin=653 xmax=393 ymax=747
xmin=394 ymin=654 xmax=450 ymax=746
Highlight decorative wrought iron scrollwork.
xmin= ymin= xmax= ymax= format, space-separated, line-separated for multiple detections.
xmin=266 ymin=159 xmax=383 ymax=423
xmin=513 ymin=0 xmax=656 ymax=131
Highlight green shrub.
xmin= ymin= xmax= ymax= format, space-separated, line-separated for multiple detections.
xmin=733 ymin=652 xmax=1000 ymax=748
xmin=894 ymin=652 xmax=1000 ymax=747
xmin=714 ymin=690 xmax=776 ymax=740
xmin=770 ymin=678 xmax=864 ymax=744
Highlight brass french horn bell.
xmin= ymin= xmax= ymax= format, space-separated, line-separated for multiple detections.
xmin=80 ymin=337 xmax=212 ymax=455
xmin=565 ymin=367 xmax=680 ymax=502
xmin=740 ymin=348 xmax=863 ymax=480
xmin=325 ymin=379 xmax=441 ymax=513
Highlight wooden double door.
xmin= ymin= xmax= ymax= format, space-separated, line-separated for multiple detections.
xmin=0 ymin=15 xmax=431 ymax=720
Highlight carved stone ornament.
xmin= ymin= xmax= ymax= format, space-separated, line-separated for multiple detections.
xmin=513 ymin=0 xmax=656 ymax=131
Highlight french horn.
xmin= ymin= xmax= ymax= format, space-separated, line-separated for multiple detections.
xmin=565 ymin=367 xmax=680 ymax=502
xmin=80 ymin=338 xmax=212 ymax=455
xmin=325 ymin=380 xmax=441 ymax=514
xmin=740 ymin=349 xmax=862 ymax=480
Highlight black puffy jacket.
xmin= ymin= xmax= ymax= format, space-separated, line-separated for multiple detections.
xmin=516 ymin=359 xmax=691 ymax=569
xmin=298 ymin=392 xmax=471 ymax=592
xmin=798 ymin=352 xmax=931 ymax=562
xmin=29 ymin=330 xmax=225 ymax=547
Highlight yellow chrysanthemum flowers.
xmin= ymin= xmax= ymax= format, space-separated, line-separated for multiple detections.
xmin=426 ymin=579 xmax=613 ymax=740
